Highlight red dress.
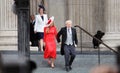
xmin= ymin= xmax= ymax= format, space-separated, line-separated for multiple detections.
xmin=43 ymin=26 xmax=57 ymax=59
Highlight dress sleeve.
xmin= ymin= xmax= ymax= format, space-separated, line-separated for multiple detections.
xmin=34 ymin=15 xmax=38 ymax=31
xmin=45 ymin=14 xmax=48 ymax=25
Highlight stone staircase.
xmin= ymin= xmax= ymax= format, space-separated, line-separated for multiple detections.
xmin=0 ymin=31 xmax=18 ymax=51
xmin=0 ymin=30 xmax=38 ymax=51
xmin=0 ymin=30 xmax=116 ymax=53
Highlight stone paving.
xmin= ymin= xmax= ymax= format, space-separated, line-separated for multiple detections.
xmin=0 ymin=49 xmax=117 ymax=73
xmin=30 ymin=51 xmax=116 ymax=73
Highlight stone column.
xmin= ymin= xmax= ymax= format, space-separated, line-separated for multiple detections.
xmin=47 ymin=0 xmax=66 ymax=30
xmin=92 ymin=0 xmax=105 ymax=32
xmin=15 ymin=0 xmax=30 ymax=57
xmin=30 ymin=0 xmax=44 ymax=15
xmin=68 ymin=0 xmax=94 ymax=47
xmin=103 ymin=0 xmax=120 ymax=47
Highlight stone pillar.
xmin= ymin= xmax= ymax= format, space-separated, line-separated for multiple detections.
xmin=103 ymin=0 xmax=120 ymax=47
xmin=15 ymin=0 xmax=30 ymax=57
xmin=0 ymin=0 xmax=17 ymax=30
xmin=47 ymin=0 xmax=67 ymax=30
xmin=92 ymin=0 xmax=105 ymax=32
xmin=30 ymin=0 xmax=48 ymax=15
xmin=68 ymin=0 xmax=94 ymax=47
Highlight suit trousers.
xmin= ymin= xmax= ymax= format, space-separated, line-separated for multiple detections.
xmin=64 ymin=44 xmax=76 ymax=66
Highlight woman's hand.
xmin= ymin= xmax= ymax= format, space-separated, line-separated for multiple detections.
xmin=59 ymin=42 xmax=61 ymax=45
xmin=43 ymin=42 xmax=46 ymax=46
xmin=34 ymin=31 xmax=37 ymax=34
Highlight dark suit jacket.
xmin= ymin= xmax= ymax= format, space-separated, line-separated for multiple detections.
xmin=57 ymin=27 xmax=78 ymax=55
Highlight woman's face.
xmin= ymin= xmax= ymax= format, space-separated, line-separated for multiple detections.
xmin=39 ymin=8 xmax=44 ymax=14
xmin=50 ymin=22 xmax=54 ymax=26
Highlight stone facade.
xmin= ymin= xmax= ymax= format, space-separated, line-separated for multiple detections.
xmin=0 ymin=0 xmax=120 ymax=50
xmin=0 ymin=0 xmax=17 ymax=50
xmin=103 ymin=0 xmax=120 ymax=47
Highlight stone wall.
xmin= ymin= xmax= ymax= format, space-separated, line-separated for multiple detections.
xmin=0 ymin=0 xmax=17 ymax=50
xmin=0 ymin=0 xmax=17 ymax=31
xmin=67 ymin=0 xmax=94 ymax=47
xmin=103 ymin=0 xmax=120 ymax=47
xmin=0 ymin=0 xmax=120 ymax=50
xmin=72 ymin=0 xmax=120 ymax=48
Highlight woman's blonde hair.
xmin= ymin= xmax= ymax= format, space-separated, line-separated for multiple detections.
xmin=46 ymin=22 xmax=55 ymax=33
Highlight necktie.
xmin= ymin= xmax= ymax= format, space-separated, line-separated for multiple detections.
xmin=68 ymin=28 xmax=70 ymax=33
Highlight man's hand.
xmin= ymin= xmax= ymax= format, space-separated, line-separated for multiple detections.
xmin=75 ymin=44 xmax=77 ymax=47
xmin=59 ymin=42 xmax=61 ymax=45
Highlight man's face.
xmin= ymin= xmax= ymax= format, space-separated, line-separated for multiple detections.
xmin=31 ymin=15 xmax=35 ymax=21
xmin=66 ymin=23 xmax=72 ymax=28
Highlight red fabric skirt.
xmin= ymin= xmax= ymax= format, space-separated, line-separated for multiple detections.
xmin=44 ymin=41 xmax=56 ymax=59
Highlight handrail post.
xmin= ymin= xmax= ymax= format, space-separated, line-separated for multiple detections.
xmin=80 ymin=30 xmax=83 ymax=53
xmin=98 ymin=47 xmax=100 ymax=65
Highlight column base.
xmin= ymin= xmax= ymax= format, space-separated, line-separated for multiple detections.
xmin=101 ymin=32 xmax=120 ymax=48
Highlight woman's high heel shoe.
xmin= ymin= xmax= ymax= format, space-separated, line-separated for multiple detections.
xmin=51 ymin=63 xmax=55 ymax=68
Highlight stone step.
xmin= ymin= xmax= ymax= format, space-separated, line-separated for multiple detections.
xmin=0 ymin=32 xmax=17 ymax=50
xmin=0 ymin=36 xmax=17 ymax=45
xmin=0 ymin=30 xmax=17 ymax=46
xmin=0 ymin=31 xmax=17 ymax=37
xmin=0 ymin=45 xmax=17 ymax=51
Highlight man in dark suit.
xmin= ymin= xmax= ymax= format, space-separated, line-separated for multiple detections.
xmin=57 ymin=20 xmax=78 ymax=72
xmin=30 ymin=15 xmax=38 ymax=46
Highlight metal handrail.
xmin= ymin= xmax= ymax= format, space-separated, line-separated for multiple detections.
xmin=74 ymin=25 xmax=120 ymax=55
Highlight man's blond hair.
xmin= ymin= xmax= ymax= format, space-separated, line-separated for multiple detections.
xmin=65 ymin=20 xmax=72 ymax=25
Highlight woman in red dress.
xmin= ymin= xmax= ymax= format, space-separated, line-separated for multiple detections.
xmin=43 ymin=16 xmax=57 ymax=68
